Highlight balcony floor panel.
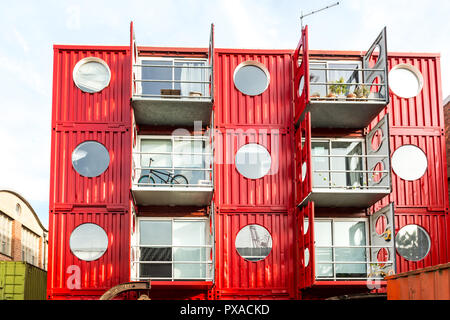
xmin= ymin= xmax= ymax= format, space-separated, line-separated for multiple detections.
xmin=308 ymin=189 xmax=390 ymax=208
xmin=132 ymin=186 xmax=213 ymax=206
xmin=304 ymin=100 xmax=387 ymax=128
xmin=132 ymin=98 xmax=213 ymax=126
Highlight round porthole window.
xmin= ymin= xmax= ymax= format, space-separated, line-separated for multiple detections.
xmin=233 ymin=61 xmax=270 ymax=96
xmin=235 ymin=225 xmax=272 ymax=262
xmin=395 ymin=224 xmax=431 ymax=261
xmin=235 ymin=144 xmax=272 ymax=179
xmin=70 ymin=223 xmax=109 ymax=261
xmin=72 ymin=141 xmax=110 ymax=178
xmin=391 ymin=145 xmax=427 ymax=181
xmin=73 ymin=57 xmax=111 ymax=93
xmin=389 ymin=64 xmax=423 ymax=99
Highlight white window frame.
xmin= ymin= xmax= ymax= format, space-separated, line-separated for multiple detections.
xmin=134 ymin=134 xmax=212 ymax=187
xmin=314 ymin=217 xmax=371 ymax=281
xmin=311 ymin=137 xmax=367 ymax=189
xmin=136 ymin=56 xmax=209 ymax=99
xmin=309 ymin=59 xmax=363 ymax=96
xmin=21 ymin=227 xmax=40 ymax=267
xmin=133 ymin=216 xmax=214 ymax=282
xmin=0 ymin=213 xmax=13 ymax=257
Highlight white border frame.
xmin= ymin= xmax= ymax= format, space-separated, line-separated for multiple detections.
xmin=72 ymin=57 xmax=111 ymax=93
xmin=233 ymin=60 xmax=271 ymax=96
xmin=388 ymin=63 xmax=424 ymax=99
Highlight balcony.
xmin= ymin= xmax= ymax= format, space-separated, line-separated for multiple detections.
xmin=308 ymin=138 xmax=390 ymax=207
xmin=130 ymin=23 xmax=215 ymax=127
xmin=304 ymin=63 xmax=389 ymax=128
xmin=294 ymin=26 xmax=389 ymax=129
xmin=131 ymin=135 xmax=213 ymax=206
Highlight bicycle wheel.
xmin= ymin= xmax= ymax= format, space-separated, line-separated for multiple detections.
xmin=138 ymin=175 xmax=155 ymax=187
xmin=170 ymin=174 xmax=188 ymax=186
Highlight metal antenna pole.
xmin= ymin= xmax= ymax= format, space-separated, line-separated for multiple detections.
xmin=300 ymin=1 xmax=340 ymax=29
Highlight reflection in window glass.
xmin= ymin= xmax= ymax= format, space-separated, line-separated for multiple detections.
xmin=235 ymin=225 xmax=272 ymax=262
xmin=234 ymin=63 xmax=269 ymax=96
xmin=309 ymin=62 xmax=326 ymax=97
xmin=309 ymin=62 xmax=360 ymax=97
xmin=72 ymin=141 xmax=110 ymax=177
xmin=235 ymin=144 xmax=272 ymax=179
xmin=141 ymin=60 xmax=208 ymax=97
xmin=396 ymin=225 xmax=431 ymax=261
xmin=138 ymin=219 xmax=211 ymax=280
xmin=312 ymin=140 xmax=365 ymax=189
xmin=314 ymin=219 xmax=367 ymax=279
xmin=391 ymin=145 xmax=427 ymax=181
xmin=328 ymin=63 xmax=360 ymax=95
xmin=73 ymin=58 xmax=111 ymax=93
xmin=70 ymin=223 xmax=108 ymax=261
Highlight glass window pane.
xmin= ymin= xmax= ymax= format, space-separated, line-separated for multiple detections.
xmin=69 ymin=223 xmax=109 ymax=261
xmin=140 ymin=263 xmax=172 ymax=278
xmin=140 ymin=140 xmax=172 ymax=184
xmin=328 ymin=63 xmax=360 ymax=94
xmin=174 ymin=263 xmax=206 ymax=279
xmin=235 ymin=225 xmax=272 ymax=262
xmin=334 ymin=221 xmax=367 ymax=278
xmin=176 ymin=61 xmax=207 ymax=97
xmin=395 ymin=224 xmax=431 ymax=261
xmin=314 ymin=220 xmax=333 ymax=278
xmin=72 ymin=141 xmax=110 ymax=178
xmin=234 ymin=63 xmax=269 ymax=96
xmin=235 ymin=144 xmax=272 ymax=179
xmin=311 ymin=142 xmax=330 ymax=187
xmin=331 ymin=141 xmax=364 ymax=188
xmin=142 ymin=60 xmax=173 ymax=95
xmin=140 ymin=247 xmax=172 ymax=261
xmin=173 ymin=221 xmax=205 ymax=246
xmin=309 ymin=62 xmax=326 ymax=97
xmin=139 ymin=221 xmax=171 ymax=245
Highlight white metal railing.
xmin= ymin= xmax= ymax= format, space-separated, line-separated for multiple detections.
xmin=131 ymin=244 xmax=214 ymax=281
xmin=133 ymin=61 xmax=212 ymax=100
xmin=311 ymin=153 xmax=389 ymax=190
xmin=133 ymin=136 xmax=213 ymax=188
xmin=315 ymin=245 xmax=394 ymax=281
xmin=308 ymin=66 xmax=387 ymax=102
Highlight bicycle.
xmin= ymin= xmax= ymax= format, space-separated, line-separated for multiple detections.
xmin=138 ymin=158 xmax=188 ymax=186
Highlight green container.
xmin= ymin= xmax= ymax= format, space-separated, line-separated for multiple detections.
xmin=0 ymin=261 xmax=47 ymax=300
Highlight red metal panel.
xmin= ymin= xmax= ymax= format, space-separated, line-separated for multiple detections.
xmin=293 ymin=26 xmax=310 ymax=125
xmin=296 ymin=202 xmax=315 ymax=291
xmin=370 ymin=133 xmax=447 ymax=211
xmin=214 ymin=51 xmax=293 ymax=127
xmin=47 ymin=209 xmax=130 ymax=300
xmin=50 ymin=128 xmax=131 ymax=209
xmin=52 ymin=47 xmax=131 ymax=124
xmin=394 ymin=211 xmax=448 ymax=274
xmin=214 ymin=211 xmax=295 ymax=298
xmin=295 ymin=112 xmax=312 ymax=205
xmin=214 ymin=128 xmax=294 ymax=210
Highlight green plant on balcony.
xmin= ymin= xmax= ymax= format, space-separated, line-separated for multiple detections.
xmin=354 ymin=84 xmax=370 ymax=99
xmin=328 ymin=77 xmax=349 ymax=98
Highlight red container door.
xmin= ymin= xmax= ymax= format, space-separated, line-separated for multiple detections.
xmin=293 ymin=26 xmax=310 ymax=125
xmin=296 ymin=202 xmax=315 ymax=291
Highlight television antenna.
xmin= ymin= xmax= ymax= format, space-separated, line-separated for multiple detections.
xmin=300 ymin=2 xmax=340 ymax=29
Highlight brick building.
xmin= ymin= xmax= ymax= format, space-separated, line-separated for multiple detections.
xmin=0 ymin=190 xmax=48 ymax=270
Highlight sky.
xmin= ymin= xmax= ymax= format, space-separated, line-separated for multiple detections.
xmin=0 ymin=0 xmax=449 ymax=228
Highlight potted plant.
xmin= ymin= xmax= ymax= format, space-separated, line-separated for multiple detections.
xmin=328 ymin=77 xmax=348 ymax=100
xmin=311 ymin=92 xmax=321 ymax=100
xmin=354 ymin=84 xmax=370 ymax=100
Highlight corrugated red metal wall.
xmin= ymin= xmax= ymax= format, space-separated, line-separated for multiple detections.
xmin=48 ymin=46 xmax=132 ymax=300
xmin=214 ymin=50 xmax=296 ymax=299
xmin=369 ymin=54 xmax=449 ymax=273
xmin=214 ymin=211 xmax=295 ymax=299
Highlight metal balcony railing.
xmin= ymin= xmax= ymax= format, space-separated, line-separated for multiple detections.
xmin=132 ymin=63 xmax=212 ymax=100
xmin=308 ymin=66 xmax=388 ymax=102
xmin=311 ymin=154 xmax=389 ymax=191
xmin=131 ymin=244 xmax=214 ymax=281
xmin=315 ymin=244 xmax=394 ymax=281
